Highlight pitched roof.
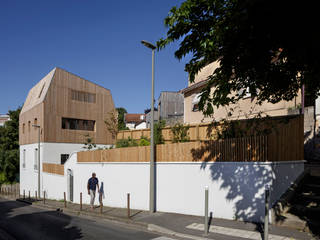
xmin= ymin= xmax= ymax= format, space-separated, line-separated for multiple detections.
xmin=125 ymin=114 xmax=146 ymax=123
xmin=20 ymin=68 xmax=56 ymax=114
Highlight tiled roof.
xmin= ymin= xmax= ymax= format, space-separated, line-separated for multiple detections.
xmin=125 ymin=114 xmax=145 ymax=123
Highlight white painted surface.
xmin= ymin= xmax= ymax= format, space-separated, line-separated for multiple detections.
xmin=21 ymin=147 xmax=304 ymax=222
xmin=19 ymin=143 xmax=110 ymax=197
xmin=135 ymin=122 xmax=147 ymax=129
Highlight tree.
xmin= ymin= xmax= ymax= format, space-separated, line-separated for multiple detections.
xmin=82 ymin=134 xmax=96 ymax=150
xmin=116 ymin=107 xmax=129 ymax=130
xmin=0 ymin=107 xmax=21 ymax=183
xmin=104 ymin=110 xmax=118 ymax=140
xmin=158 ymin=0 xmax=320 ymax=116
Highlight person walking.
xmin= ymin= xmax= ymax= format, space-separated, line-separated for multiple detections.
xmin=87 ymin=172 xmax=99 ymax=209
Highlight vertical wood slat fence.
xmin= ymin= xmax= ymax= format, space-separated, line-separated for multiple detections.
xmin=78 ymin=135 xmax=269 ymax=163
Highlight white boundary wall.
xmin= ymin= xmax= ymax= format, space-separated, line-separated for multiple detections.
xmin=20 ymin=149 xmax=304 ymax=223
xmin=19 ymin=143 xmax=110 ymax=197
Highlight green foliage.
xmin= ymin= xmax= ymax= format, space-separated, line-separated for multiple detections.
xmin=171 ymin=123 xmax=190 ymax=143
xmin=116 ymin=107 xmax=129 ymax=131
xmin=82 ymin=134 xmax=96 ymax=150
xmin=138 ymin=136 xmax=150 ymax=146
xmin=0 ymin=107 xmax=21 ymax=184
xmin=154 ymin=120 xmax=166 ymax=145
xmin=116 ymin=137 xmax=138 ymax=148
xmin=158 ymin=0 xmax=320 ymax=116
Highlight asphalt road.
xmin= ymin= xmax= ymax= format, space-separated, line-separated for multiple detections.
xmin=0 ymin=198 xmax=176 ymax=240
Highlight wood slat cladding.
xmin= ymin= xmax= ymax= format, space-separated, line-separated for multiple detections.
xmin=20 ymin=67 xmax=116 ymax=145
xmin=42 ymin=163 xmax=64 ymax=175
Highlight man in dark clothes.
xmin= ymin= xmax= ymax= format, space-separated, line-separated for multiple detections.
xmin=87 ymin=172 xmax=99 ymax=209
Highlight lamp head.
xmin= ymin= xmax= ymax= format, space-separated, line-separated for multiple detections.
xmin=141 ymin=40 xmax=156 ymax=50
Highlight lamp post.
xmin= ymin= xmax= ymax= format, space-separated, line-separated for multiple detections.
xmin=33 ymin=124 xmax=41 ymax=199
xmin=141 ymin=40 xmax=156 ymax=213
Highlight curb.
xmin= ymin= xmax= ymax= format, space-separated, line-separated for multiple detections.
xmin=14 ymin=198 xmax=208 ymax=240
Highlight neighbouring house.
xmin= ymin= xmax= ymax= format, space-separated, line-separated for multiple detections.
xmin=157 ymin=91 xmax=184 ymax=126
xmin=181 ymin=62 xmax=302 ymax=124
xmin=145 ymin=108 xmax=159 ymax=128
xmin=124 ymin=113 xmax=146 ymax=130
xmin=0 ymin=114 xmax=10 ymax=126
xmin=19 ymin=67 xmax=115 ymax=195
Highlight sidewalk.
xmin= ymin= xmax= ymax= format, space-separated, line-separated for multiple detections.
xmin=1 ymin=193 xmax=314 ymax=240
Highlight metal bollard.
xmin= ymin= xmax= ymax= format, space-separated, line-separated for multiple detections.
xmin=204 ymin=186 xmax=209 ymax=236
xmin=43 ymin=191 xmax=46 ymax=204
xmin=64 ymin=192 xmax=66 ymax=208
xmin=264 ymin=186 xmax=270 ymax=240
xmin=35 ymin=191 xmax=37 ymax=200
xmin=80 ymin=192 xmax=82 ymax=211
xmin=23 ymin=190 xmax=25 ymax=200
xmin=127 ymin=193 xmax=130 ymax=218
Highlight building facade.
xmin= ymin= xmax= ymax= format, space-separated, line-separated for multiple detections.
xmin=158 ymin=91 xmax=184 ymax=126
xmin=19 ymin=67 xmax=115 ymax=194
xmin=181 ymin=62 xmax=301 ymax=124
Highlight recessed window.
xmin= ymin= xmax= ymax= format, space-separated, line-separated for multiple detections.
xmin=192 ymin=93 xmax=201 ymax=112
xmin=22 ymin=149 xmax=26 ymax=168
xmin=22 ymin=123 xmax=25 ymax=134
xmin=38 ymin=83 xmax=45 ymax=98
xmin=34 ymin=118 xmax=37 ymax=126
xmin=28 ymin=121 xmax=31 ymax=132
xmin=61 ymin=154 xmax=70 ymax=164
xmin=71 ymin=90 xmax=96 ymax=103
xmin=34 ymin=148 xmax=38 ymax=171
xmin=62 ymin=117 xmax=95 ymax=131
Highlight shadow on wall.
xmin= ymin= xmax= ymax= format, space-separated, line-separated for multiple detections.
xmin=191 ymin=141 xmax=295 ymax=223
xmin=0 ymin=200 xmax=83 ymax=240
xmin=304 ymin=129 xmax=320 ymax=161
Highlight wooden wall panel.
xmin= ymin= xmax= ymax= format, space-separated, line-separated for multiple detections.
xmin=43 ymin=68 xmax=115 ymax=145
xmin=42 ymin=163 xmax=64 ymax=175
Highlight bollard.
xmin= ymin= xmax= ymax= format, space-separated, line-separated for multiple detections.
xmin=28 ymin=190 xmax=30 ymax=200
xmin=35 ymin=191 xmax=37 ymax=201
xmin=23 ymin=190 xmax=25 ymax=200
xmin=43 ymin=191 xmax=46 ymax=204
xmin=264 ymin=186 xmax=270 ymax=240
xmin=64 ymin=192 xmax=66 ymax=208
xmin=127 ymin=193 xmax=130 ymax=218
xmin=100 ymin=201 xmax=103 ymax=214
xmin=204 ymin=186 xmax=209 ymax=236
xmin=80 ymin=192 xmax=82 ymax=211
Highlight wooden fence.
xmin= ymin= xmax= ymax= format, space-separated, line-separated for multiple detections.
xmin=79 ymin=115 xmax=304 ymax=163
xmin=42 ymin=163 xmax=64 ymax=175
xmin=117 ymin=115 xmax=304 ymax=145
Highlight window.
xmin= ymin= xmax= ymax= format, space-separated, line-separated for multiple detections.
xmin=38 ymin=83 xmax=45 ymax=98
xmin=34 ymin=118 xmax=37 ymax=126
xmin=192 ymin=93 xmax=201 ymax=112
xmin=61 ymin=154 xmax=70 ymax=164
xmin=34 ymin=148 xmax=38 ymax=170
xmin=22 ymin=123 xmax=25 ymax=134
xmin=22 ymin=149 xmax=26 ymax=168
xmin=62 ymin=118 xmax=95 ymax=131
xmin=238 ymin=87 xmax=251 ymax=98
xmin=28 ymin=121 xmax=31 ymax=132
xmin=71 ymin=90 xmax=96 ymax=103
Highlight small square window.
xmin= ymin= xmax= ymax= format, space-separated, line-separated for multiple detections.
xmin=61 ymin=154 xmax=70 ymax=164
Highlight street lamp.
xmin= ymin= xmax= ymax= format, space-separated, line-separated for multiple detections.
xmin=141 ymin=40 xmax=156 ymax=213
xmin=33 ymin=124 xmax=41 ymax=199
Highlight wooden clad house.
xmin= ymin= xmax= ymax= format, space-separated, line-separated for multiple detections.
xmin=19 ymin=67 xmax=115 ymax=170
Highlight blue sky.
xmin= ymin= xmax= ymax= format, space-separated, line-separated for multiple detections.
xmin=0 ymin=0 xmax=189 ymax=114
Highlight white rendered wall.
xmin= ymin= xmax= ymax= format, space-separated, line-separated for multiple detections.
xmin=21 ymin=147 xmax=304 ymax=223
xmin=19 ymin=143 xmax=110 ymax=197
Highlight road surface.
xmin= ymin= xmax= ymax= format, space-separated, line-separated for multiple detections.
xmin=0 ymin=198 xmax=176 ymax=240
